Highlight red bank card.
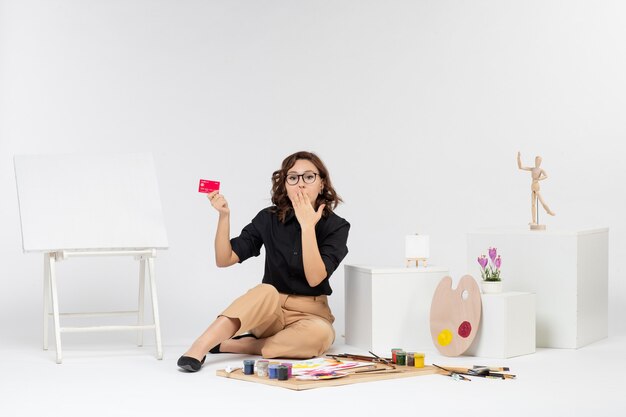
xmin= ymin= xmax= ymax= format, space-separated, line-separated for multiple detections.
xmin=198 ymin=179 xmax=220 ymax=193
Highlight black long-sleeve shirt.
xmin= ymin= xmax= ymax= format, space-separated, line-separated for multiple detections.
xmin=230 ymin=207 xmax=350 ymax=296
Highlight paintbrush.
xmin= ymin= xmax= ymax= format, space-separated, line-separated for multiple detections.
xmin=342 ymin=363 xmax=377 ymax=373
xmin=353 ymin=368 xmax=402 ymax=375
xmin=473 ymin=365 xmax=510 ymax=372
xmin=327 ymin=352 xmax=395 ymax=368
xmin=329 ymin=352 xmax=390 ymax=362
xmin=368 ymin=351 xmax=395 ymax=368
xmin=441 ymin=366 xmax=516 ymax=379
xmin=432 ymin=364 xmax=471 ymax=381
xmin=487 ymin=372 xmax=516 ymax=380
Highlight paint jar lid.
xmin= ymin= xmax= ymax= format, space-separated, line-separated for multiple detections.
xmin=269 ymin=363 xmax=280 ymax=369
xmin=414 ymin=352 xmax=425 ymax=358
xmin=396 ymin=351 xmax=406 ymax=357
xmin=243 ymin=359 xmax=255 ymax=365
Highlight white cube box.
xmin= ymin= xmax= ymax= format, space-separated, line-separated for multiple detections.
xmin=344 ymin=264 xmax=449 ymax=354
xmin=466 ymin=292 xmax=536 ymax=358
xmin=467 ymin=228 xmax=608 ymax=348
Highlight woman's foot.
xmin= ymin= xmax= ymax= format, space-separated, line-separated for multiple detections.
xmin=177 ymin=355 xmax=206 ymax=372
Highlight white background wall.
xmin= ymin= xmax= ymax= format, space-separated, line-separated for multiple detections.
xmin=1 ymin=0 xmax=624 ymax=349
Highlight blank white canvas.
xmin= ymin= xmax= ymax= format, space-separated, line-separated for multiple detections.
xmin=14 ymin=153 xmax=169 ymax=252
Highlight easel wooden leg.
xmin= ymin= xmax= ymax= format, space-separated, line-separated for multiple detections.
xmin=137 ymin=259 xmax=146 ymax=347
xmin=48 ymin=253 xmax=63 ymax=364
xmin=406 ymin=258 xmax=428 ymax=268
xmin=43 ymin=253 xmax=50 ymax=350
xmin=147 ymin=257 xmax=163 ymax=360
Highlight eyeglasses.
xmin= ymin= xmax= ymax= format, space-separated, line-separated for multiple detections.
xmin=286 ymin=171 xmax=319 ymax=185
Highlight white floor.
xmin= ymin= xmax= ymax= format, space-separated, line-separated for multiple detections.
xmin=1 ymin=335 xmax=624 ymax=417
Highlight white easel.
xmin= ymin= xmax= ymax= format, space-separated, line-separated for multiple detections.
xmin=15 ymin=153 xmax=168 ymax=363
xmin=42 ymin=249 xmax=162 ymax=363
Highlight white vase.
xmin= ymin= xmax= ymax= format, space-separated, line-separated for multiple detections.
xmin=481 ymin=280 xmax=502 ymax=294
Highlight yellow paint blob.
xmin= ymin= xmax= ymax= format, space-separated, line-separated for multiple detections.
xmin=437 ymin=329 xmax=453 ymax=346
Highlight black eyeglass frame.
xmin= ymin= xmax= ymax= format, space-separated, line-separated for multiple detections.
xmin=285 ymin=172 xmax=320 ymax=186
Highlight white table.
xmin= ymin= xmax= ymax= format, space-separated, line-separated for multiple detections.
xmin=467 ymin=227 xmax=608 ymax=348
xmin=344 ymin=265 xmax=449 ymax=355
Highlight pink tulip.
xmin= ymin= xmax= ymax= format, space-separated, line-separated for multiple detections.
xmin=495 ymin=255 xmax=501 ymax=269
xmin=477 ymin=255 xmax=488 ymax=269
xmin=489 ymin=247 xmax=497 ymax=263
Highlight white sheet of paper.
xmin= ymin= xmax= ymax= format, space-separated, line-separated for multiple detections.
xmin=14 ymin=153 xmax=169 ymax=252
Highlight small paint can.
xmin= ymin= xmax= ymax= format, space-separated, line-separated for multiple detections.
xmin=256 ymin=360 xmax=269 ymax=377
xmin=268 ymin=363 xmax=280 ymax=379
xmin=414 ymin=352 xmax=425 ymax=368
xmin=396 ymin=351 xmax=406 ymax=366
xmin=406 ymin=352 xmax=415 ymax=367
xmin=280 ymin=362 xmax=293 ymax=378
xmin=277 ymin=365 xmax=289 ymax=381
xmin=391 ymin=348 xmax=403 ymax=364
xmin=243 ymin=359 xmax=255 ymax=375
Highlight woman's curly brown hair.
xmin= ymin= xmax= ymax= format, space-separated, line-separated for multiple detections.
xmin=270 ymin=151 xmax=343 ymax=223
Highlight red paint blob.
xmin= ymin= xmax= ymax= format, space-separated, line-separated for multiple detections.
xmin=458 ymin=321 xmax=472 ymax=338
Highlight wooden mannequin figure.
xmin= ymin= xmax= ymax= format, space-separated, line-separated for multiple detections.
xmin=517 ymin=152 xmax=555 ymax=230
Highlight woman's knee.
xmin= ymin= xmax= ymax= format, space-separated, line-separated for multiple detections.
xmin=260 ymin=319 xmax=334 ymax=358
xmin=249 ymin=283 xmax=279 ymax=299
xmin=295 ymin=320 xmax=335 ymax=356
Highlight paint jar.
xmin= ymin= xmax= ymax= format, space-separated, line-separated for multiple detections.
xmin=243 ymin=359 xmax=255 ymax=375
xmin=277 ymin=365 xmax=289 ymax=381
xmin=268 ymin=363 xmax=280 ymax=379
xmin=396 ymin=351 xmax=406 ymax=366
xmin=256 ymin=360 xmax=269 ymax=377
xmin=406 ymin=352 xmax=415 ymax=367
xmin=391 ymin=348 xmax=403 ymax=364
xmin=414 ymin=352 xmax=425 ymax=368
xmin=280 ymin=362 xmax=293 ymax=378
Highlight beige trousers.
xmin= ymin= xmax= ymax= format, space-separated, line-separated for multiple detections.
xmin=220 ymin=283 xmax=335 ymax=359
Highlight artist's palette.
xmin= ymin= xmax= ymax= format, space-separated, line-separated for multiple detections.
xmin=429 ymin=275 xmax=482 ymax=356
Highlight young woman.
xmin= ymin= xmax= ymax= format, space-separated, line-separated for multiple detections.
xmin=178 ymin=151 xmax=350 ymax=372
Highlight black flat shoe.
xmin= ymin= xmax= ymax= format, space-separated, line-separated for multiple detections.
xmin=209 ymin=333 xmax=258 ymax=354
xmin=177 ymin=355 xmax=206 ymax=372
